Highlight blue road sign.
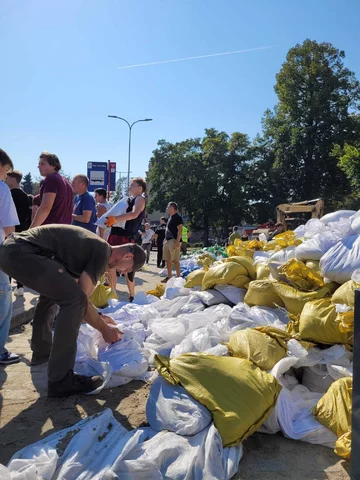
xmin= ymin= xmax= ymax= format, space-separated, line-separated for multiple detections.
xmin=87 ymin=161 xmax=116 ymax=193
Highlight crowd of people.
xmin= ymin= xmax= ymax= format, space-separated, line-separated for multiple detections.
xmin=0 ymin=148 xmax=190 ymax=398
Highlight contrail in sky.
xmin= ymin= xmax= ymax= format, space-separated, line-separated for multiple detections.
xmin=117 ymin=45 xmax=273 ymax=70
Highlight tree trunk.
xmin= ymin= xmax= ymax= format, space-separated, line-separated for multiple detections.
xmin=203 ymin=212 xmax=209 ymax=247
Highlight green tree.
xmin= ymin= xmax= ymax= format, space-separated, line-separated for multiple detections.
xmin=111 ymin=176 xmax=128 ymax=203
xmin=21 ymin=173 xmax=34 ymax=194
xmin=260 ymin=39 xmax=360 ymax=209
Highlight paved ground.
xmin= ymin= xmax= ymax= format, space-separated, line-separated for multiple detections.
xmin=0 ymin=251 xmax=350 ymax=478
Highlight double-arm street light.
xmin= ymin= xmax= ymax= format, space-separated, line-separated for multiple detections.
xmin=108 ymin=116 xmax=152 ymax=192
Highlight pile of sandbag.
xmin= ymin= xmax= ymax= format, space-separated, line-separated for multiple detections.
xmin=2 ymin=209 xmax=356 ymax=478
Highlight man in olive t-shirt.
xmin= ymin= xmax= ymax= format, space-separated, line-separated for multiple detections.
xmin=0 ymin=225 xmax=146 ymax=398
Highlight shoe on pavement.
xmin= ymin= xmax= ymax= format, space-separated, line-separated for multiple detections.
xmin=48 ymin=370 xmax=104 ymax=398
xmin=161 ymin=277 xmax=170 ymax=284
xmin=31 ymin=354 xmax=50 ymax=366
xmin=0 ymin=352 xmax=20 ymax=365
xmin=14 ymin=287 xmax=24 ymax=297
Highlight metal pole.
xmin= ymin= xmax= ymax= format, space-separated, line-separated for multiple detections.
xmin=352 ymin=289 xmax=360 ymax=478
xmin=127 ymin=125 xmax=132 ymax=194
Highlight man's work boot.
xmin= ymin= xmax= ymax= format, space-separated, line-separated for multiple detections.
xmin=48 ymin=370 xmax=104 ymax=398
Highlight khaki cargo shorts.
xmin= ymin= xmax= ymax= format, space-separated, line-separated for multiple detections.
xmin=163 ymin=239 xmax=180 ymax=262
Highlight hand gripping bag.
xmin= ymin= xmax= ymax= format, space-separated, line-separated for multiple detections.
xmin=312 ymin=377 xmax=352 ymax=460
xmin=155 ymin=353 xmax=281 ymax=447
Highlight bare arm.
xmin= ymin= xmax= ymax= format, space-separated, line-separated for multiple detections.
xmin=78 ymin=271 xmax=121 ymax=343
xmin=174 ymin=224 xmax=183 ymax=247
xmin=3 ymin=226 xmax=15 ymax=238
xmin=97 ymin=204 xmax=107 ymax=218
xmin=32 ymin=205 xmax=39 ymax=221
xmin=31 ymin=193 xmax=56 ymax=228
xmin=113 ymin=196 xmax=145 ymax=222
xmin=72 ymin=210 xmax=92 ymax=224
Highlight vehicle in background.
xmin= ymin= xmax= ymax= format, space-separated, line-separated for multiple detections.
xmin=276 ymin=199 xmax=324 ymax=230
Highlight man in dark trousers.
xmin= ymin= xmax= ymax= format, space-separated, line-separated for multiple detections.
xmin=154 ymin=216 xmax=167 ymax=268
xmin=0 ymin=225 xmax=146 ymax=398
xmin=6 ymin=170 xmax=31 ymax=297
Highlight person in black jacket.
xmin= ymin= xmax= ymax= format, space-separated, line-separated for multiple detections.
xmin=154 ymin=216 xmax=167 ymax=268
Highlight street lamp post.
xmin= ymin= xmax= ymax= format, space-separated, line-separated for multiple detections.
xmin=108 ymin=116 xmax=152 ymax=193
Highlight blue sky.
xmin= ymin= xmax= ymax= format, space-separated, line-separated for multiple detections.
xmin=1 ymin=0 xmax=360 ymax=183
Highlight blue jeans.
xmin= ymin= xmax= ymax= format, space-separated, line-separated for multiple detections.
xmin=0 ymin=269 xmax=12 ymax=355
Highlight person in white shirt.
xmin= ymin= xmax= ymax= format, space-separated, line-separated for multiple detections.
xmin=0 ymin=148 xmax=20 ymax=365
xmin=141 ymin=223 xmax=155 ymax=264
xmin=94 ymin=188 xmax=112 ymax=239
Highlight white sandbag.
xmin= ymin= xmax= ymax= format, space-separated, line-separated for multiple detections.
xmin=327 ymin=218 xmax=353 ymax=240
xmin=276 ymin=385 xmax=337 ymax=447
xmin=301 ymin=365 xmax=334 ymax=394
xmin=170 ymin=322 xmax=224 ymax=358
xmin=351 ymin=212 xmax=360 ymax=234
xmin=146 ymin=376 xmax=212 ymax=436
xmin=165 ymin=277 xmax=191 ymax=300
xmin=269 ymin=246 xmax=296 ymax=264
xmin=321 ymin=210 xmax=356 ymax=225
xmin=295 ymin=232 xmax=338 ymax=262
xmin=109 ymin=303 xmax=159 ymax=328
xmin=253 ymin=251 xmax=272 ymax=266
xmin=98 ymin=332 xmax=148 ymax=383
xmin=95 ymin=196 xmax=129 ymax=228
xmin=176 ymin=294 xmax=206 ymax=313
xmin=320 ymin=234 xmax=360 ymax=284
xmin=2 ymin=409 xmax=243 ymax=480
xmin=75 ymin=358 xmax=112 ymax=393
xmin=228 ymin=302 xmax=287 ymax=332
xmin=293 ymin=224 xmax=306 ymax=238
xmin=214 ymin=284 xmax=247 ymax=304
xmin=302 ymin=218 xmax=327 ymax=238
xmin=193 ymin=288 xmax=231 ymax=306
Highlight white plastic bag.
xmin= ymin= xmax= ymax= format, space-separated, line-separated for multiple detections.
xmin=165 ymin=277 xmax=191 ymax=300
xmin=269 ymin=246 xmax=296 ymax=264
xmin=295 ymin=232 xmax=337 ymax=262
xmin=321 ymin=210 xmax=356 ymax=225
xmin=213 ymin=284 xmax=247 ymax=304
xmin=320 ymin=234 xmax=360 ymax=284
xmin=303 ymin=218 xmax=328 ymax=238
xmin=146 ymin=376 xmax=212 ymax=436
xmin=193 ymin=288 xmax=231 ymax=306
xmin=95 ymin=196 xmax=129 ymax=228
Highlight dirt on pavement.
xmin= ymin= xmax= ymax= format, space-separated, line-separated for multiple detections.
xmin=0 ymin=252 xmax=351 ymax=478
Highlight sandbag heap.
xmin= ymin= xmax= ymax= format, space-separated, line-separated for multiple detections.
xmin=2 ymin=209 xmax=357 ymax=479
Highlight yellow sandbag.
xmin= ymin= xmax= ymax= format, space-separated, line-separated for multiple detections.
xmin=256 ymin=263 xmax=270 ymax=280
xmin=299 ymin=299 xmax=352 ymax=345
xmin=244 ymin=280 xmax=285 ymax=308
xmin=246 ymin=239 xmax=264 ymax=250
xmin=338 ymin=311 xmax=354 ymax=335
xmin=273 ymin=230 xmax=302 ymax=248
xmin=202 ymin=262 xmax=251 ymax=290
xmin=278 ymin=259 xmax=324 ymax=292
xmin=331 ymin=279 xmax=360 ymax=309
xmin=146 ymin=283 xmax=165 ymax=298
xmin=197 ymin=253 xmax=215 ymax=268
xmin=89 ymin=283 xmax=117 ymax=308
xmin=155 ymin=353 xmax=281 ymax=447
xmin=184 ymin=269 xmax=206 ymax=288
xmin=313 ymin=377 xmax=352 ymax=460
xmin=228 ymin=327 xmax=288 ymax=370
xmin=272 ymin=282 xmax=330 ymax=316
xmin=225 ymin=256 xmax=256 ymax=280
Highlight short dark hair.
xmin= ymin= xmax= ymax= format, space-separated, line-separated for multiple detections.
xmin=168 ymin=202 xmax=178 ymax=210
xmin=132 ymin=177 xmax=147 ymax=193
xmin=39 ymin=151 xmax=62 ymax=172
xmin=7 ymin=169 xmax=23 ymax=183
xmin=95 ymin=188 xmax=107 ymax=199
xmin=0 ymin=148 xmax=14 ymax=171
xmin=160 ymin=216 xmax=167 ymax=222
xmin=74 ymin=174 xmax=89 ymax=188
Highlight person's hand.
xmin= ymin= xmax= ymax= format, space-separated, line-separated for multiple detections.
xmin=105 ymin=216 xmax=117 ymax=228
xmin=101 ymin=323 xmax=123 ymax=344
xmin=174 ymin=240 xmax=180 ymax=249
xmin=100 ymin=314 xmax=117 ymax=326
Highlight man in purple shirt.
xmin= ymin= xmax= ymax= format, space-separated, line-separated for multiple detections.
xmin=72 ymin=175 xmax=97 ymax=233
xmin=31 ymin=151 xmax=73 ymax=228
